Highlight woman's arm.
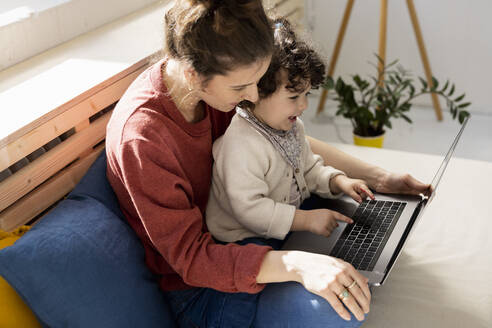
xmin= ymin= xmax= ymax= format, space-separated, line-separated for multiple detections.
xmin=297 ymin=120 xmax=346 ymax=199
xmin=306 ymin=136 xmax=430 ymax=195
xmin=306 ymin=136 xmax=385 ymax=187
xmin=112 ymin=139 xmax=271 ymax=294
xmin=256 ymin=250 xmax=370 ymax=322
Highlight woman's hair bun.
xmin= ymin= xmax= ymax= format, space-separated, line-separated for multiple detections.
xmin=165 ymin=0 xmax=273 ymax=79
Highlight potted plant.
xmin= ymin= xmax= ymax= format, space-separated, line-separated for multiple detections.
xmin=322 ymin=57 xmax=471 ymax=147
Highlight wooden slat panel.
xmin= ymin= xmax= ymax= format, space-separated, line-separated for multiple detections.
xmin=75 ymin=120 xmax=91 ymax=132
xmin=0 ymin=145 xmax=104 ymax=232
xmin=0 ymin=65 xmax=146 ymax=172
xmin=75 ymin=119 xmax=93 ymax=158
xmin=0 ymin=111 xmax=111 ymax=212
xmin=0 ymin=53 xmax=153 ymax=149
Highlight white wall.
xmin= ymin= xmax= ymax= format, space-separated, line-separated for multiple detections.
xmin=0 ymin=0 xmax=160 ymax=71
xmin=305 ymin=0 xmax=492 ymax=114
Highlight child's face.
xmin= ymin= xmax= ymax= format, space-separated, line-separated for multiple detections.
xmin=254 ymin=81 xmax=311 ymax=131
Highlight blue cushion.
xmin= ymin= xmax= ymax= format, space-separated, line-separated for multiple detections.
xmin=0 ymin=151 xmax=177 ymax=328
xmin=68 ymin=151 xmax=123 ymax=218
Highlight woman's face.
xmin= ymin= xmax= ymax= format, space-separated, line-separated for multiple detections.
xmin=197 ymin=57 xmax=271 ymax=112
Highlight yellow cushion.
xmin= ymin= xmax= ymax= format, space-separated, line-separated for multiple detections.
xmin=0 ymin=226 xmax=42 ymax=328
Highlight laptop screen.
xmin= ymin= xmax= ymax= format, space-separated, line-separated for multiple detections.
xmin=381 ymin=116 xmax=470 ymax=285
xmin=428 ymin=116 xmax=469 ymax=202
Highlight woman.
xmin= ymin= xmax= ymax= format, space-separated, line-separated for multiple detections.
xmin=105 ymin=0 xmax=429 ymax=327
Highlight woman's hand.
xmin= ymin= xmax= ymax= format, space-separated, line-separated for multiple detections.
xmin=282 ymin=251 xmax=371 ymax=321
xmin=373 ymin=171 xmax=430 ymax=196
xmin=330 ymin=175 xmax=375 ymax=203
xmin=292 ymin=209 xmax=353 ymax=237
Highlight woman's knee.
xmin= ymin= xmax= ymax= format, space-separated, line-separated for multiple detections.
xmin=255 ymin=282 xmax=366 ymax=328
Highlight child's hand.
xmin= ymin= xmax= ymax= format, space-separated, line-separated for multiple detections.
xmin=330 ymin=175 xmax=375 ymax=203
xmin=306 ymin=209 xmax=354 ymax=237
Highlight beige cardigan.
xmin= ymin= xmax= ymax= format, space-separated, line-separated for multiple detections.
xmin=206 ymin=114 xmax=345 ymax=243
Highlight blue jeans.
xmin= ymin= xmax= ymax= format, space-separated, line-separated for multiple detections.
xmin=165 ymin=235 xmax=365 ymax=328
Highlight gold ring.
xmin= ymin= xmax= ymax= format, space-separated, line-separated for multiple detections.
xmin=347 ymin=280 xmax=358 ymax=289
xmin=338 ymin=289 xmax=350 ymax=300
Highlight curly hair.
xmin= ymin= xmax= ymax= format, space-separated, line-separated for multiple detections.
xmin=257 ymin=17 xmax=326 ymax=98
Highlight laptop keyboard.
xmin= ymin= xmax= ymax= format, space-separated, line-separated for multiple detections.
xmin=329 ymin=200 xmax=406 ymax=271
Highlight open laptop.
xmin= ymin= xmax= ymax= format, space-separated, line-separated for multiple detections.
xmin=282 ymin=116 xmax=469 ymax=286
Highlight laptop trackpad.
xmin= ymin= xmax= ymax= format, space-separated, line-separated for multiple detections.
xmin=282 ymin=196 xmax=359 ymax=254
xmin=282 ymin=224 xmax=346 ymax=255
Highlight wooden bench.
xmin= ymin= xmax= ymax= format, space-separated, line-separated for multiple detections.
xmin=0 ymin=59 xmax=151 ymax=232
xmin=0 ymin=0 xmax=173 ymax=232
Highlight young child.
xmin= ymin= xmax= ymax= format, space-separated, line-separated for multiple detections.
xmin=206 ymin=18 xmax=374 ymax=246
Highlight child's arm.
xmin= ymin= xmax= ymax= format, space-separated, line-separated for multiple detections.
xmin=291 ymin=208 xmax=353 ymax=237
xmin=329 ymin=175 xmax=375 ymax=203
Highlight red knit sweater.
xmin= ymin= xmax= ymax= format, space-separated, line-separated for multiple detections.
xmin=105 ymin=60 xmax=271 ymax=293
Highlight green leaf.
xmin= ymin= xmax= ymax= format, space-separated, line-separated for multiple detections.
xmin=335 ymin=77 xmax=344 ymax=94
xmin=409 ymin=84 xmax=415 ymax=97
xmin=454 ymin=93 xmax=465 ymax=102
xmin=374 ymin=53 xmax=385 ymax=66
xmin=401 ymin=113 xmax=413 ymax=123
xmin=448 ymin=84 xmax=455 ymax=96
xmin=431 ymin=76 xmax=439 ymax=90
xmin=383 ymin=120 xmax=393 ymax=129
xmin=458 ymin=102 xmax=471 ymax=108
xmin=419 ymin=77 xmax=428 ymax=89
xmin=458 ymin=103 xmax=471 ymax=108
xmin=386 ymin=59 xmax=399 ymax=69
xmin=323 ymin=76 xmax=335 ymax=89
xmin=353 ymin=75 xmax=362 ymax=86
xmin=459 ymin=111 xmax=470 ymax=123
xmin=400 ymin=103 xmax=412 ymax=112
xmin=441 ymin=80 xmax=449 ymax=92
xmin=385 ymin=85 xmax=392 ymax=95
xmin=344 ymin=86 xmax=356 ymax=106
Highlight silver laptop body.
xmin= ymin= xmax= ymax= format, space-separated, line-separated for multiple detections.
xmin=282 ymin=116 xmax=469 ymax=286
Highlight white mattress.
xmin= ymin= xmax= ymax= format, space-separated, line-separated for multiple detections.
xmin=334 ymin=144 xmax=492 ymax=328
